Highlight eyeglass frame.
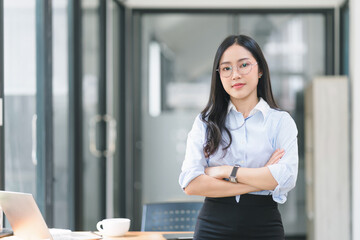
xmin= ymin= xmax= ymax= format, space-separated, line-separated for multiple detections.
xmin=216 ymin=61 xmax=258 ymax=78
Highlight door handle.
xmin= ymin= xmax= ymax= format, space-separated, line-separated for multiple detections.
xmin=89 ymin=114 xmax=117 ymax=158
xmin=0 ymin=98 xmax=3 ymax=126
xmin=31 ymin=114 xmax=37 ymax=165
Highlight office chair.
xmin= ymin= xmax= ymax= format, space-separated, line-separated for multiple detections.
xmin=141 ymin=202 xmax=203 ymax=231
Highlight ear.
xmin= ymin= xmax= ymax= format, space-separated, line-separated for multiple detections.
xmin=258 ymin=71 xmax=263 ymax=78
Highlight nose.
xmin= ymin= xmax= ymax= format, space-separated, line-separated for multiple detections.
xmin=232 ymin=67 xmax=241 ymax=79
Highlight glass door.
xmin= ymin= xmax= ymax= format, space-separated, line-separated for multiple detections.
xmin=4 ymin=0 xmax=37 ymax=197
xmin=81 ymin=0 xmax=107 ymax=230
xmin=81 ymin=0 xmax=121 ymax=230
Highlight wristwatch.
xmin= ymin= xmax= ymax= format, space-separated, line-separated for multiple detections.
xmin=229 ymin=164 xmax=240 ymax=183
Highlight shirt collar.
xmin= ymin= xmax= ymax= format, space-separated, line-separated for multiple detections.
xmin=227 ymin=97 xmax=270 ymax=118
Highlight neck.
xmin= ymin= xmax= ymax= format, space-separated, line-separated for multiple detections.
xmin=231 ymin=96 xmax=259 ymax=118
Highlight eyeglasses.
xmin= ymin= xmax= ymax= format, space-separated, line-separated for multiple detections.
xmin=217 ymin=61 xmax=258 ymax=78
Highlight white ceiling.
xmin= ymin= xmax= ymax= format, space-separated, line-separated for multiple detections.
xmin=124 ymin=0 xmax=346 ymax=9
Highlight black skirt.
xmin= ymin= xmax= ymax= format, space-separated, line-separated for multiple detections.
xmin=194 ymin=194 xmax=284 ymax=240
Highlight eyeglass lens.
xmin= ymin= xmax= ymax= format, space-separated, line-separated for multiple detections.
xmin=219 ymin=60 xmax=255 ymax=77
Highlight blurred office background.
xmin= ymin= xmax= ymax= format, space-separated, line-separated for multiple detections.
xmin=1 ymin=0 xmax=360 ymax=239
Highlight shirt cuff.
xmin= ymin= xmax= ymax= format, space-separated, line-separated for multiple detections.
xmin=179 ymin=168 xmax=204 ymax=190
xmin=270 ymin=184 xmax=287 ymax=204
xmin=267 ymin=164 xmax=290 ymax=204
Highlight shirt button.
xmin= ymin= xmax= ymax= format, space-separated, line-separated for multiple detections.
xmin=240 ymin=160 xmax=245 ymax=164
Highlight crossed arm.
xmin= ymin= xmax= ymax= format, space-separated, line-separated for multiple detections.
xmin=184 ymin=149 xmax=284 ymax=198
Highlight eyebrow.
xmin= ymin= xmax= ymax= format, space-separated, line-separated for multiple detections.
xmin=220 ymin=58 xmax=250 ymax=65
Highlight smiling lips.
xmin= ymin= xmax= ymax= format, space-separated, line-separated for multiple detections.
xmin=232 ymin=83 xmax=245 ymax=89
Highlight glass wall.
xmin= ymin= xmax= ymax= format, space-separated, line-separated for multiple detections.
xmin=2 ymin=0 xmax=122 ymax=230
xmin=4 ymin=0 xmax=36 ymax=195
xmin=4 ymin=0 xmax=70 ymax=228
xmin=140 ymin=12 xmax=326 ymax=237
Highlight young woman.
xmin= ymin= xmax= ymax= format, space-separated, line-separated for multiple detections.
xmin=179 ymin=35 xmax=298 ymax=239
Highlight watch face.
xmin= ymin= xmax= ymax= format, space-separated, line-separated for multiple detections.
xmin=229 ymin=177 xmax=237 ymax=183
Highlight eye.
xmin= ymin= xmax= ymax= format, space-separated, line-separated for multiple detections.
xmin=239 ymin=62 xmax=250 ymax=68
xmin=222 ymin=66 xmax=232 ymax=72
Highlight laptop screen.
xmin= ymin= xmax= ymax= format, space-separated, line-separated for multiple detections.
xmin=0 ymin=191 xmax=53 ymax=240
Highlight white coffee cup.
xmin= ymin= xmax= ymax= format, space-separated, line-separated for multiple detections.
xmin=96 ymin=218 xmax=130 ymax=237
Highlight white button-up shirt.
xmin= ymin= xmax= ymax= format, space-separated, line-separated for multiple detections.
xmin=179 ymin=98 xmax=299 ymax=204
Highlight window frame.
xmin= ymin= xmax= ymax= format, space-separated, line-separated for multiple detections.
xmin=35 ymin=0 xmax=54 ymax=226
xmin=0 ymin=0 xmax=4 ymax=192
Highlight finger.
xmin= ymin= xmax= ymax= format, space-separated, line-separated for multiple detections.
xmin=266 ymin=149 xmax=285 ymax=166
xmin=273 ymin=152 xmax=285 ymax=163
xmin=271 ymin=149 xmax=281 ymax=156
xmin=277 ymin=152 xmax=285 ymax=160
xmin=269 ymin=152 xmax=282 ymax=162
xmin=272 ymin=149 xmax=285 ymax=159
xmin=275 ymin=152 xmax=285 ymax=160
xmin=268 ymin=158 xmax=278 ymax=165
xmin=270 ymin=153 xmax=284 ymax=164
xmin=272 ymin=158 xmax=280 ymax=164
xmin=270 ymin=157 xmax=281 ymax=165
xmin=271 ymin=149 xmax=283 ymax=158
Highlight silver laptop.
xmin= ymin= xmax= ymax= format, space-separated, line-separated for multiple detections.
xmin=0 ymin=191 xmax=101 ymax=240
xmin=0 ymin=191 xmax=53 ymax=239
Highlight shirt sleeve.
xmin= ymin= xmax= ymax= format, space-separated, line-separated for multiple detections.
xmin=267 ymin=112 xmax=299 ymax=204
xmin=179 ymin=114 xmax=208 ymax=190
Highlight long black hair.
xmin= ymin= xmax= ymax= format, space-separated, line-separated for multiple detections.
xmin=201 ymin=35 xmax=278 ymax=158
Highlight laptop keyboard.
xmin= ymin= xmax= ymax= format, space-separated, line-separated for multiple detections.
xmin=49 ymin=229 xmax=101 ymax=240
xmin=52 ymin=235 xmax=73 ymax=240
xmin=49 ymin=229 xmax=72 ymax=240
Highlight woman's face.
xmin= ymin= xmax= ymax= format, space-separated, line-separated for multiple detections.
xmin=218 ymin=44 xmax=261 ymax=105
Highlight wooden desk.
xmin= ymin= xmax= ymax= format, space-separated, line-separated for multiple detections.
xmin=1 ymin=231 xmax=192 ymax=240
xmin=96 ymin=231 xmax=192 ymax=240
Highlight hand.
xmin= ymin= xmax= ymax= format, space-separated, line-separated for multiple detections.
xmin=205 ymin=165 xmax=232 ymax=179
xmin=265 ymin=149 xmax=285 ymax=167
